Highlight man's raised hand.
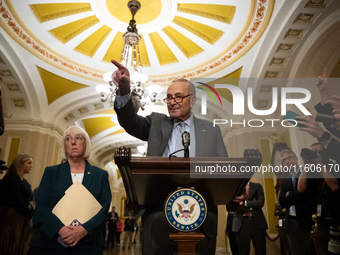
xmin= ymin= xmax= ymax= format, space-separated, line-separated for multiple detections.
xmin=111 ymin=60 xmax=131 ymax=96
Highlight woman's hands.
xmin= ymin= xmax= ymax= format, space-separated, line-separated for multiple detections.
xmin=58 ymin=225 xmax=88 ymax=247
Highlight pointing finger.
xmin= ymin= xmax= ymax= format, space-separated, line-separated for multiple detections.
xmin=111 ymin=60 xmax=126 ymax=70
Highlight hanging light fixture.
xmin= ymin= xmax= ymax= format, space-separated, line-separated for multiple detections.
xmin=121 ymin=0 xmax=148 ymax=85
xmin=97 ymin=0 xmax=162 ymax=110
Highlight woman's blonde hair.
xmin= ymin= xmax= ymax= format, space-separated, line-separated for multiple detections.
xmin=8 ymin=154 xmax=32 ymax=176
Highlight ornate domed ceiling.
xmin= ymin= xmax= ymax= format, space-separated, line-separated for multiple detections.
xmin=3 ymin=0 xmax=273 ymax=81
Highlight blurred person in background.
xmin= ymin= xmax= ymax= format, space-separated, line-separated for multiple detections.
xmin=0 ymin=154 xmax=34 ymax=255
xmin=116 ymin=216 xmax=124 ymax=247
xmin=122 ymin=213 xmax=136 ymax=250
xmin=230 ymin=182 xmax=268 ymax=255
xmin=279 ymin=149 xmax=316 ymax=255
xmin=107 ymin=206 xmax=118 ymax=248
xmin=298 ymin=142 xmax=339 ymax=255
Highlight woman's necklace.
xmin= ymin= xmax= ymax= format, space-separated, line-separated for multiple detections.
xmin=71 ymin=172 xmax=84 ymax=183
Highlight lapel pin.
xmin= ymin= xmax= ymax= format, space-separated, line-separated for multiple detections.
xmin=88 ymin=172 xmax=90 ymax=174
xmin=202 ymin=130 xmax=206 ymax=132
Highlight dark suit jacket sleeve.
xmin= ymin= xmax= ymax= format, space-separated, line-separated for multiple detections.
xmin=245 ymin=184 xmax=265 ymax=209
xmin=82 ymin=170 xmax=111 ymax=242
xmin=235 ymin=183 xmax=264 ymax=213
xmin=114 ymin=98 xmax=151 ymax=141
xmin=33 ymin=167 xmax=65 ymax=240
xmin=279 ymin=179 xmax=291 ymax=208
xmin=278 ymin=178 xmax=313 ymax=208
xmin=0 ymin=173 xmax=33 ymax=218
xmin=315 ymin=103 xmax=340 ymax=139
xmin=325 ymin=138 xmax=340 ymax=162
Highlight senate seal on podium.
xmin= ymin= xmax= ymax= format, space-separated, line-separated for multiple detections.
xmin=164 ymin=188 xmax=207 ymax=232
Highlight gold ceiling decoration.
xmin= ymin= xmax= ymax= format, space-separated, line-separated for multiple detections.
xmin=37 ymin=66 xmax=89 ymax=105
xmin=82 ymin=116 xmax=117 ymax=138
xmin=0 ymin=0 xmax=274 ymax=81
xmin=107 ymin=0 xmax=162 ymax=24
xmin=49 ymin=15 xmax=100 ymax=44
xmin=177 ymin=4 xmax=236 ymax=24
xmin=30 ymin=3 xmax=92 ymax=23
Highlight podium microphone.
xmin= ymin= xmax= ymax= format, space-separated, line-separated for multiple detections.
xmin=182 ymin=131 xmax=190 ymax=158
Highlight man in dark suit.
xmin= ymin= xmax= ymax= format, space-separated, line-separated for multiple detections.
xmin=231 ymin=182 xmax=268 ymax=255
xmin=111 ymin=60 xmax=228 ymax=255
xmin=107 ymin=206 xmax=118 ymax=248
xmin=297 ymin=142 xmax=340 ymax=255
xmin=279 ymin=149 xmax=315 ymax=255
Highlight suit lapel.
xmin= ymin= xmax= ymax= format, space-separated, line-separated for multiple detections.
xmin=60 ymin=162 xmax=73 ymax=189
xmin=248 ymin=182 xmax=255 ymax=200
xmin=194 ymin=117 xmax=206 ymax=157
xmin=160 ymin=117 xmax=174 ymax=153
xmin=82 ymin=161 xmax=94 ymax=189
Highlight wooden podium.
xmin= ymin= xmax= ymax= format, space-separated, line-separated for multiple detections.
xmin=114 ymin=147 xmax=262 ymax=254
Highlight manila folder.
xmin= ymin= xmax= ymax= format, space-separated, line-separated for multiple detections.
xmin=52 ymin=182 xmax=102 ymax=225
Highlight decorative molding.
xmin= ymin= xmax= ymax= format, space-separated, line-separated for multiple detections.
xmin=293 ymin=13 xmax=315 ymax=24
xmin=0 ymin=56 xmax=5 ymax=65
xmin=265 ymin=71 xmax=280 ymax=78
xmin=162 ymin=28 xmax=194 ymax=58
xmin=93 ymin=102 xmax=104 ymax=110
xmin=104 ymin=145 xmax=113 ymax=150
xmin=1 ymin=0 xmax=273 ymax=82
xmin=0 ymin=1 xmax=103 ymax=79
xmin=75 ymin=27 xmax=112 ymax=58
xmin=276 ymin=43 xmax=295 ymax=53
xmin=30 ymin=5 xmax=92 ymax=23
xmin=78 ymin=106 xmax=89 ymax=114
xmin=305 ymin=0 xmax=327 ymax=8
xmin=50 ymin=18 xmax=99 ymax=44
xmin=269 ymin=57 xmax=287 ymax=67
xmin=212 ymin=113 xmax=221 ymax=120
xmin=260 ymin=85 xmax=273 ymax=93
xmin=177 ymin=6 xmax=236 ymax=24
xmin=64 ymin=113 xmax=75 ymax=121
xmin=172 ymin=19 xmax=220 ymax=45
xmin=284 ymin=29 xmax=304 ymax=39
xmin=150 ymin=0 xmax=273 ymax=82
xmin=1 ymin=69 xmax=14 ymax=79
xmin=257 ymin=99 xmax=270 ymax=109
xmin=5 ymin=118 xmax=63 ymax=137
xmin=6 ymin=83 xmax=21 ymax=93
xmin=12 ymin=98 xmax=25 ymax=108
xmin=95 ymin=149 xmax=103 ymax=156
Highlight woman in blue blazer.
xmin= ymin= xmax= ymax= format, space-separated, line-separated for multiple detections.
xmin=29 ymin=126 xmax=112 ymax=255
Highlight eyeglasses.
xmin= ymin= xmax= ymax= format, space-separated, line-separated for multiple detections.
xmin=163 ymin=94 xmax=190 ymax=104
xmin=281 ymin=155 xmax=295 ymax=163
xmin=65 ymin=135 xmax=85 ymax=143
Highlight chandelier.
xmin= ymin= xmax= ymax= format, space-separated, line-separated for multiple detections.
xmin=97 ymin=0 xmax=162 ymax=111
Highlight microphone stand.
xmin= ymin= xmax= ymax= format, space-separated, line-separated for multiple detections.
xmin=169 ymin=131 xmax=190 ymax=159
